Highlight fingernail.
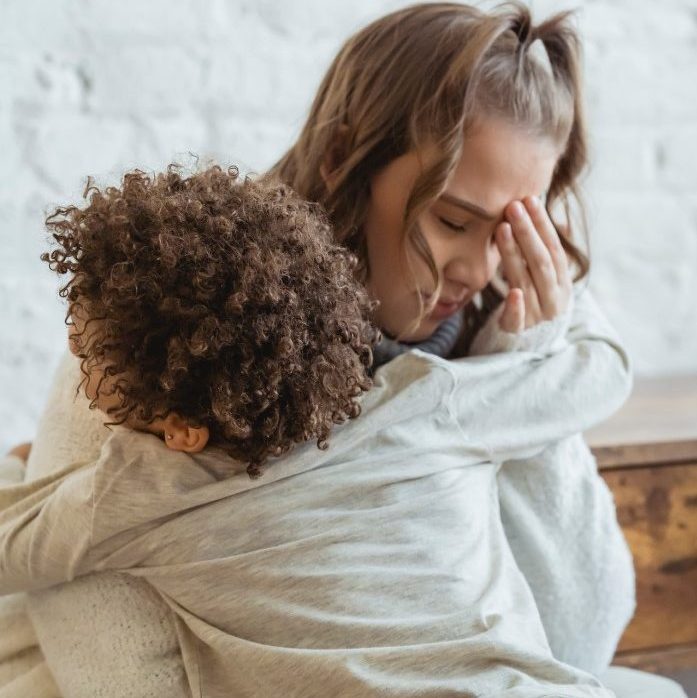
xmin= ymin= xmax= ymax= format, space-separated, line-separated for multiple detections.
xmin=529 ymin=195 xmax=539 ymax=208
xmin=511 ymin=202 xmax=524 ymax=219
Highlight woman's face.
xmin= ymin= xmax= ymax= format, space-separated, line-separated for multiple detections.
xmin=364 ymin=117 xmax=561 ymax=342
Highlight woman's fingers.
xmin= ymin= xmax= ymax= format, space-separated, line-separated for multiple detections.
xmin=7 ymin=442 xmax=32 ymax=462
xmin=505 ymin=201 xmax=558 ymax=314
xmin=496 ymin=222 xmax=531 ymax=291
xmin=499 ymin=288 xmax=525 ymax=333
xmin=505 ymin=200 xmax=570 ymax=319
xmin=523 ymin=196 xmax=572 ymax=288
xmin=496 ymin=222 xmax=542 ymax=330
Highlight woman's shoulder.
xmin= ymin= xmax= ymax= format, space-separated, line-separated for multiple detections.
xmin=373 ymin=349 xmax=453 ymax=390
xmin=367 ymin=349 xmax=457 ymax=416
xmin=26 ymin=349 xmax=111 ymax=480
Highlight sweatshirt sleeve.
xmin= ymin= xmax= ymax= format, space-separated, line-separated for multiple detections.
xmin=445 ymin=287 xmax=633 ymax=462
xmin=469 ymin=290 xmax=573 ymax=356
xmin=0 ymin=461 xmax=95 ymax=595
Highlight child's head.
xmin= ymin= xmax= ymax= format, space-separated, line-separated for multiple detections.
xmin=269 ymin=2 xmax=588 ymax=344
xmin=43 ymin=165 xmax=378 ymax=477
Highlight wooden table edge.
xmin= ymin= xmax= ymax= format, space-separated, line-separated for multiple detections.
xmin=591 ymin=439 xmax=697 ymax=469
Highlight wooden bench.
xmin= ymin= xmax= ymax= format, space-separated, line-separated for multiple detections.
xmin=586 ymin=375 xmax=697 ymax=673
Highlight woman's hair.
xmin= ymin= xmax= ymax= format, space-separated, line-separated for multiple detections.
xmin=42 ymin=165 xmax=379 ymax=477
xmin=267 ymin=1 xmax=589 ymax=351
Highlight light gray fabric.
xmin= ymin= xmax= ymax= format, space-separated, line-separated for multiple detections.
xmin=471 ymin=289 xmax=636 ymax=675
xmin=0 ymin=286 xmax=636 ymax=698
xmin=0 ymin=457 xmax=60 ymax=698
xmin=1 ymin=344 xmax=621 ymax=696
xmin=600 ymin=667 xmax=688 ymax=698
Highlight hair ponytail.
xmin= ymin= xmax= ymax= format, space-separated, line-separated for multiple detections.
xmin=535 ymin=12 xmax=590 ymax=280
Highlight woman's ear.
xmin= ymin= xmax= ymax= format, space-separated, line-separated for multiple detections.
xmin=320 ymin=124 xmax=350 ymax=192
xmin=162 ymin=413 xmax=210 ymax=453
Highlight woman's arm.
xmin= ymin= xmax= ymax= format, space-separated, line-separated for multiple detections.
xmin=445 ymin=287 xmax=632 ymax=462
xmin=470 ymin=285 xmax=632 ymax=419
xmin=26 ymin=349 xmax=110 ymax=482
xmin=472 ymin=288 xmax=636 ymax=675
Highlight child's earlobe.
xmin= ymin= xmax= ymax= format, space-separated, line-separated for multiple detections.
xmin=163 ymin=414 xmax=210 ymax=453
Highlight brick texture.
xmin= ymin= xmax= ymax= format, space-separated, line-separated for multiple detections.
xmin=1 ymin=0 xmax=696 ymax=449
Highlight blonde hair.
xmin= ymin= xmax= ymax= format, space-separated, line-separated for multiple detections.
xmin=268 ymin=2 xmax=589 ymax=350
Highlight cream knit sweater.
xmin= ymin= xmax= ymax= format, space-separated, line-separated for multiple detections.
xmin=1 ymin=350 xmax=186 ymax=698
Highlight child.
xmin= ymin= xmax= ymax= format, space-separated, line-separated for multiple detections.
xmin=0 ymin=166 xmax=621 ymax=697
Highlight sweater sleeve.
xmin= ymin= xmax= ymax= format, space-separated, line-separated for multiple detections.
xmin=469 ymin=290 xmax=573 ymax=356
xmin=0 ymin=455 xmax=26 ymax=487
xmin=0 ymin=462 xmax=95 ymax=595
xmin=445 ymin=287 xmax=632 ymax=462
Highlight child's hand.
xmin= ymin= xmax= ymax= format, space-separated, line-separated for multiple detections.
xmin=7 ymin=442 xmax=32 ymax=462
xmin=494 ymin=196 xmax=572 ymax=334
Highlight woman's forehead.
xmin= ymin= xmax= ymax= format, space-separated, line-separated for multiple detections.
xmin=371 ymin=119 xmax=560 ymax=217
xmin=443 ymin=120 xmax=560 ymax=213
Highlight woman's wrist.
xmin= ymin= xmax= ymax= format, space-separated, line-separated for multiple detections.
xmin=470 ymin=293 xmax=574 ymax=356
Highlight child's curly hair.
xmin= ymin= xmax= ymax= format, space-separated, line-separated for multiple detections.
xmin=42 ymin=164 xmax=379 ymax=477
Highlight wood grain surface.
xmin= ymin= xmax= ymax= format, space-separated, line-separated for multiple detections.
xmin=586 ymin=375 xmax=697 ymax=670
xmin=612 ymin=644 xmax=697 ymax=673
xmin=601 ymin=462 xmax=697 ymax=652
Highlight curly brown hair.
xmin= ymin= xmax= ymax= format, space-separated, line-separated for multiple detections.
xmin=42 ymin=164 xmax=379 ymax=477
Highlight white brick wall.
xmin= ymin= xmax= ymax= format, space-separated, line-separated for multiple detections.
xmin=1 ymin=0 xmax=696 ymax=451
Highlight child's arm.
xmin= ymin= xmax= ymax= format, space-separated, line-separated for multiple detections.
xmin=445 ymin=286 xmax=632 ymax=461
xmin=0 ymin=461 xmax=95 ymax=595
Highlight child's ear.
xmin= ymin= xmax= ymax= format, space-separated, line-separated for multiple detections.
xmin=162 ymin=414 xmax=209 ymax=454
xmin=320 ymin=124 xmax=350 ymax=192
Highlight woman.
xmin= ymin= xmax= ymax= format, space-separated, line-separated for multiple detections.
xmin=3 ymin=3 xmax=683 ymax=697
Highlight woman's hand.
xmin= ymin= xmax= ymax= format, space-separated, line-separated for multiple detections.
xmin=494 ymin=196 xmax=572 ymax=333
xmin=7 ymin=442 xmax=32 ymax=462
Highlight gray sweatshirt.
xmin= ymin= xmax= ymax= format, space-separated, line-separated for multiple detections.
xmin=0 ymin=295 xmax=627 ymax=697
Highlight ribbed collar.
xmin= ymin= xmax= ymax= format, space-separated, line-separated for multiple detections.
xmin=372 ymin=310 xmax=464 ymax=369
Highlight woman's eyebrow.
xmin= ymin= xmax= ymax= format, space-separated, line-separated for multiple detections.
xmin=439 ymin=192 xmax=497 ymax=221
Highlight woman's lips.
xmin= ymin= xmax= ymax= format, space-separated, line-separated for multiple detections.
xmin=420 ymin=292 xmax=469 ymax=320
xmin=430 ymin=299 xmax=464 ymax=320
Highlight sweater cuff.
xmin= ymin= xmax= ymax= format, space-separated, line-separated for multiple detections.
xmin=470 ymin=293 xmax=574 ymax=356
xmin=0 ymin=454 xmax=26 ymax=486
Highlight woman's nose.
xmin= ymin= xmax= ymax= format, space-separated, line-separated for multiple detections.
xmin=466 ymin=239 xmax=501 ymax=291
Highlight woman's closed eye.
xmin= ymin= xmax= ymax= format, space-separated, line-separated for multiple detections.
xmin=438 ymin=217 xmax=470 ymax=233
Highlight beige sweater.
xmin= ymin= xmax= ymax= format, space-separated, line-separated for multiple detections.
xmin=2 ymin=350 xmax=186 ymax=698
xmin=0 ymin=456 xmax=60 ymax=698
